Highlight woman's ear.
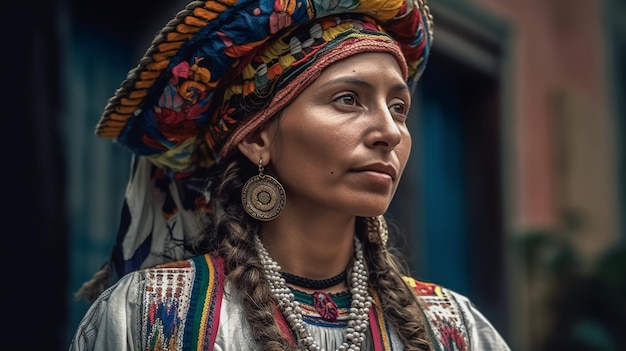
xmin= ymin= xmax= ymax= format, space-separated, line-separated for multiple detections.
xmin=237 ymin=120 xmax=277 ymax=165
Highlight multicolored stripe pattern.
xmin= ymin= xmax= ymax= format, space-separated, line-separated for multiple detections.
xmin=141 ymin=255 xmax=225 ymax=351
xmin=370 ymin=289 xmax=394 ymax=351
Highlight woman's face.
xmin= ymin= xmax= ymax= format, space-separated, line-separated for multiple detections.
xmin=268 ymin=52 xmax=412 ymax=218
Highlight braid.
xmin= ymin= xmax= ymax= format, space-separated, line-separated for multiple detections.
xmin=358 ymin=217 xmax=433 ymax=351
xmin=212 ymin=153 xmax=297 ymax=350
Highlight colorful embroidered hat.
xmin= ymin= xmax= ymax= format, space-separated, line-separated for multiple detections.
xmin=97 ymin=0 xmax=433 ymax=173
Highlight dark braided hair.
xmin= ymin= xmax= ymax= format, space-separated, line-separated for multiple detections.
xmin=198 ymin=151 xmax=432 ymax=350
xmin=358 ymin=218 xmax=433 ymax=351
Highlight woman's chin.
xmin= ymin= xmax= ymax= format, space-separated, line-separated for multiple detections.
xmin=354 ymin=205 xmax=390 ymax=218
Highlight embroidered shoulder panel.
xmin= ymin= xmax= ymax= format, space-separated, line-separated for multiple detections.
xmin=403 ymin=277 xmax=471 ymax=351
xmin=139 ymin=255 xmax=225 ymax=351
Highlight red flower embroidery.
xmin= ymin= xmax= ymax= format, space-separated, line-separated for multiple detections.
xmin=439 ymin=322 xmax=467 ymax=351
xmin=171 ymin=61 xmax=190 ymax=81
xmin=312 ymin=292 xmax=338 ymax=322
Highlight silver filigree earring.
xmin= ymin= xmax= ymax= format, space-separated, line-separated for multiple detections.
xmin=367 ymin=215 xmax=389 ymax=250
xmin=241 ymin=158 xmax=286 ymax=221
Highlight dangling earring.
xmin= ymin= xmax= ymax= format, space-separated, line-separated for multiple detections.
xmin=367 ymin=215 xmax=389 ymax=251
xmin=241 ymin=158 xmax=286 ymax=221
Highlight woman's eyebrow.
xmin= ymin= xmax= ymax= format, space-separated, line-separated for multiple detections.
xmin=319 ymin=77 xmax=409 ymax=92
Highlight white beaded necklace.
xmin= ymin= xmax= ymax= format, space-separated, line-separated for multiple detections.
xmin=254 ymin=235 xmax=373 ymax=351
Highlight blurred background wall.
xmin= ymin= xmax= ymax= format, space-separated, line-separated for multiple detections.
xmin=4 ymin=0 xmax=624 ymax=350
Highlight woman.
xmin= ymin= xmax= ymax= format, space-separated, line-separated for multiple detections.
xmin=70 ymin=0 xmax=511 ymax=350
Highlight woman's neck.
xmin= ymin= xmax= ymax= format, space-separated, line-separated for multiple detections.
xmin=259 ymin=213 xmax=356 ymax=286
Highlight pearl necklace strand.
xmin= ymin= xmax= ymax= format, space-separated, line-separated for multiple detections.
xmin=254 ymin=235 xmax=373 ymax=351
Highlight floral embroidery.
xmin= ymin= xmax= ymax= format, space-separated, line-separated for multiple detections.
xmin=312 ymin=291 xmax=339 ymax=321
xmin=404 ymin=277 xmax=471 ymax=351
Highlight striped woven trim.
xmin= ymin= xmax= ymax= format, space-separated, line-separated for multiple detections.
xmin=184 ymin=254 xmax=225 ymax=351
xmin=274 ymin=307 xmax=298 ymax=345
xmin=370 ymin=289 xmax=394 ymax=351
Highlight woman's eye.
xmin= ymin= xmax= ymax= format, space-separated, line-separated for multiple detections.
xmin=390 ymin=102 xmax=409 ymax=116
xmin=334 ymin=93 xmax=357 ymax=106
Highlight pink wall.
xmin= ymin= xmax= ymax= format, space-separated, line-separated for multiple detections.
xmin=470 ymin=0 xmax=612 ymax=233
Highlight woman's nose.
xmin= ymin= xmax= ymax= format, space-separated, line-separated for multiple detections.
xmin=369 ymin=105 xmax=403 ymax=151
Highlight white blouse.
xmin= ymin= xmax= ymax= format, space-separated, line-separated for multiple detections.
xmin=69 ymin=261 xmax=511 ymax=351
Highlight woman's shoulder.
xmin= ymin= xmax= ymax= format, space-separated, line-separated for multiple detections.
xmin=114 ymin=253 xmax=225 ymax=286
xmin=122 ymin=253 xmax=225 ymax=307
xmin=147 ymin=253 xmax=224 ymax=272
xmin=70 ymin=254 xmax=226 ymax=351
xmin=78 ymin=253 xmax=224 ymax=320
xmin=402 ymin=276 xmax=511 ymax=351
xmin=402 ymin=276 xmax=448 ymax=296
